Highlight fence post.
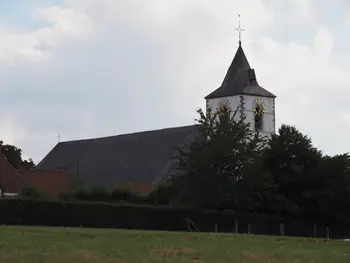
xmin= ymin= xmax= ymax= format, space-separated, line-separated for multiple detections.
xmin=280 ymin=223 xmax=284 ymax=236
xmin=214 ymin=224 xmax=218 ymax=233
xmin=235 ymin=219 xmax=238 ymax=234
xmin=313 ymin=224 xmax=317 ymax=238
xmin=248 ymin=224 xmax=251 ymax=235
xmin=326 ymin=226 xmax=330 ymax=240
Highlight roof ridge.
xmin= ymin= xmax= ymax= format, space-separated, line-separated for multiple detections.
xmin=57 ymin=124 xmax=198 ymax=144
xmin=37 ymin=143 xmax=60 ymax=167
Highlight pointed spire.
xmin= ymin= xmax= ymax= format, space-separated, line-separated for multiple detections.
xmin=204 ymin=15 xmax=276 ymax=100
xmin=205 ymin=42 xmax=276 ymax=99
xmin=218 ymin=43 xmax=250 ymax=90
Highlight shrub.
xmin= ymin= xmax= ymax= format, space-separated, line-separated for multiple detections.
xmin=87 ymin=186 xmax=110 ymax=202
xmin=72 ymin=187 xmax=90 ymax=200
xmin=0 ymin=198 xmax=280 ymax=231
xmin=21 ymin=187 xmax=45 ymax=199
xmin=110 ymin=188 xmax=131 ymax=203
xmin=62 ymin=186 xmax=110 ymax=202
xmin=59 ymin=186 xmax=149 ymax=204
xmin=0 ymin=198 xmax=349 ymax=238
xmin=148 ymin=181 xmax=175 ymax=205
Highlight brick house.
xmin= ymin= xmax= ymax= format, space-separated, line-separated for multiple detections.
xmin=0 ymin=151 xmax=70 ymax=196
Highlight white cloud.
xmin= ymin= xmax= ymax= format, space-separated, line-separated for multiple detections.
xmin=0 ymin=5 xmax=94 ymax=65
xmin=0 ymin=0 xmax=350 ymax=161
xmin=287 ymin=0 xmax=315 ymax=24
xmin=33 ymin=6 xmax=94 ymax=40
xmin=313 ymin=26 xmax=334 ymax=56
xmin=251 ymin=29 xmax=350 ymax=155
xmin=0 ymin=114 xmax=29 ymax=149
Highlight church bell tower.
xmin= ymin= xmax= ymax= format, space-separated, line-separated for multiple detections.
xmin=204 ymin=16 xmax=276 ymax=137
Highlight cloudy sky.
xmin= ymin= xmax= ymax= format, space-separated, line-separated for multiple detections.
xmin=0 ymin=0 xmax=349 ymax=162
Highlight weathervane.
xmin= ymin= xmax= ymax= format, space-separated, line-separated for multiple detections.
xmin=234 ymin=14 xmax=245 ymax=45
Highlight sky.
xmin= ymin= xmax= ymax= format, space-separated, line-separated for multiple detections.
xmin=1 ymin=0 xmax=350 ymax=163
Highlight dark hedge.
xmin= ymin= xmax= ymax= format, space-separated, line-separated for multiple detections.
xmin=0 ymin=199 xmax=349 ymax=239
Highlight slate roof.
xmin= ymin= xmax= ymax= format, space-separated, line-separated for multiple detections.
xmin=37 ymin=125 xmax=199 ymax=188
xmin=205 ymin=43 xmax=276 ymax=99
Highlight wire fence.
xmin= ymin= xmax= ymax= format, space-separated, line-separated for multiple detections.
xmin=186 ymin=218 xmax=350 ymax=240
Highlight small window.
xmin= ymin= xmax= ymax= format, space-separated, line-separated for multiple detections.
xmin=255 ymin=114 xmax=263 ymax=131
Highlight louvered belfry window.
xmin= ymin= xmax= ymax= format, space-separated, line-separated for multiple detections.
xmin=255 ymin=114 xmax=263 ymax=131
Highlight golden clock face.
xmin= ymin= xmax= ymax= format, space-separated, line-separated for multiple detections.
xmin=219 ymin=99 xmax=230 ymax=112
xmin=253 ymin=98 xmax=265 ymax=116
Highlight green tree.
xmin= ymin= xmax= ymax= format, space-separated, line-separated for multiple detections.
xmin=88 ymin=186 xmax=110 ymax=202
xmin=21 ymin=187 xmax=46 ymax=199
xmin=0 ymin=143 xmax=35 ymax=169
xmin=110 ymin=188 xmax=132 ymax=203
xmin=311 ymin=154 xmax=350 ymax=221
xmin=148 ymin=180 xmax=175 ymax=205
xmin=264 ymin=125 xmax=323 ymax=216
xmin=171 ymin=106 xmax=269 ymax=211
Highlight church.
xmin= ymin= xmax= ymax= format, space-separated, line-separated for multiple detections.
xmin=37 ymin=36 xmax=276 ymax=190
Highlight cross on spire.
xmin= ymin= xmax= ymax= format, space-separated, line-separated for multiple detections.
xmin=234 ymin=14 xmax=245 ymax=45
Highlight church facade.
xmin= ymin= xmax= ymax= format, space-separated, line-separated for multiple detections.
xmin=38 ymin=41 xmax=276 ymax=189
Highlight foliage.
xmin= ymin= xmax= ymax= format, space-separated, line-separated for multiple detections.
xmin=0 ymin=198 xmax=288 ymax=230
xmin=85 ymin=186 xmax=110 ymax=202
xmin=262 ymin=125 xmax=324 ymax=216
xmin=171 ymin=106 xmax=268 ymax=210
xmin=148 ymin=181 xmax=176 ymax=205
xmin=1 ymin=199 xmax=350 ymax=240
xmin=21 ymin=187 xmax=45 ymax=199
xmin=110 ymin=188 xmax=148 ymax=204
xmin=0 ymin=143 xmax=35 ymax=169
xmin=57 ymin=185 xmax=147 ymax=204
xmin=110 ymin=188 xmax=132 ymax=202
xmin=168 ymin=107 xmax=350 ymax=222
xmin=309 ymin=154 xmax=350 ymax=220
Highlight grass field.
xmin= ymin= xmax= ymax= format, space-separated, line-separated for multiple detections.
xmin=0 ymin=226 xmax=349 ymax=263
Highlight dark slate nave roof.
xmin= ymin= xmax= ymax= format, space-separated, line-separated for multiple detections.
xmin=37 ymin=125 xmax=198 ymax=188
xmin=205 ymin=43 xmax=276 ymax=99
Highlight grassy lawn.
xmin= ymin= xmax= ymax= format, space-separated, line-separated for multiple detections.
xmin=0 ymin=226 xmax=349 ymax=263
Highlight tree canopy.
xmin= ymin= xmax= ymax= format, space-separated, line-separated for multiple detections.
xmin=0 ymin=143 xmax=35 ymax=170
xmin=157 ymin=107 xmax=350 ymax=223
xmin=171 ymin=106 xmax=270 ymax=210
